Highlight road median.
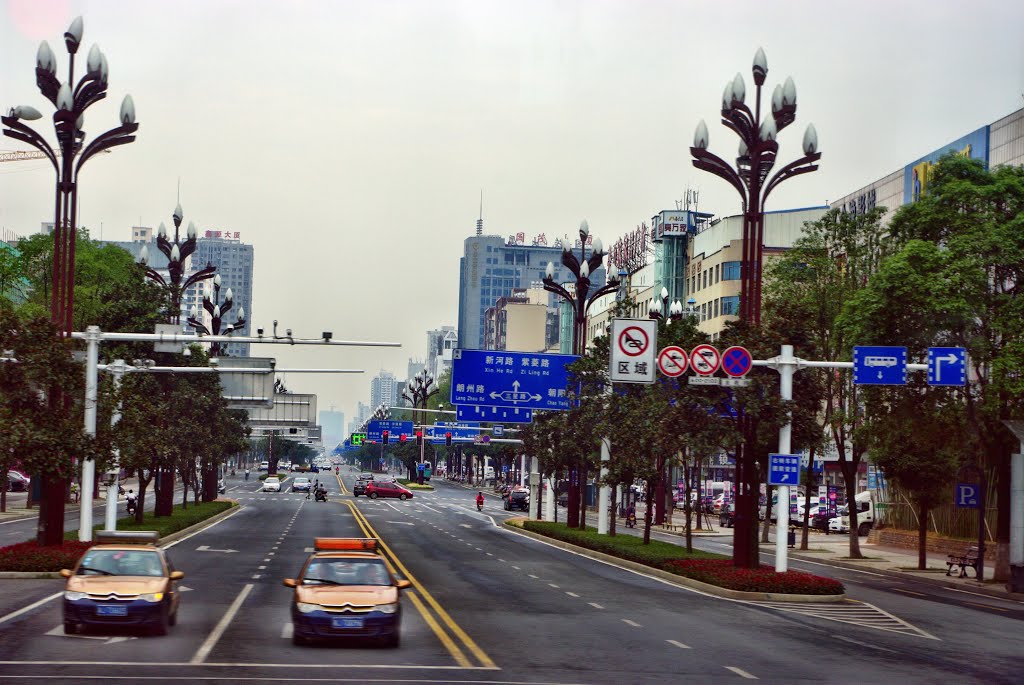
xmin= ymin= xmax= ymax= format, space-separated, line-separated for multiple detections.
xmin=505 ymin=518 xmax=846 ymax=603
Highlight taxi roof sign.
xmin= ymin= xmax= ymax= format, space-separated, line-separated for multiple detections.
xmin=314 ymin=537 xmax=378 ymax=552
xmin=95 ymin=530 xmax=160 ymax=546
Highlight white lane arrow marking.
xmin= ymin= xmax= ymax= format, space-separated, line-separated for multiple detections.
xmin=196 ymin=545 xmax=238 ymax=553
xmin=178 ymin=585 xmax=193 ymax=592
xmin=46 ymin=625 xmax=138 ymax=643
xmin=385 ymin=521 xmax=415 ymax=525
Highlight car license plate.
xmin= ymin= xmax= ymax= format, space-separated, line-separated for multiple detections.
xmin=97 ymin=605 xmax=127 ymax=616
xmin=332 ymin=617 xmax=363 ymax=629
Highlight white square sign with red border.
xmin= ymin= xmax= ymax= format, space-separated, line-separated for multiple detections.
xmin=610 ymin=318 xmax=656 ymax=384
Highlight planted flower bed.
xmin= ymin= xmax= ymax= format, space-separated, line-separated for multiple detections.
xmin=515 ymin=520 xmax=844 ymax=595
xmin=0 ymin=540 xmax=95 ymax=573
xmin=663 ymin=558 xmax=845 ymax=595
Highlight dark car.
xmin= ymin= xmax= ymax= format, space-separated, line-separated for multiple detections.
xmin=719 ymin=504 xmax=735 ymax=528
xmin=352 ymin=474 xmax=374 ymax=497
xmin=504 ymin=487 xmax=529 ymax=511
xmin=364 ymin=481 xmax=413 ymax=500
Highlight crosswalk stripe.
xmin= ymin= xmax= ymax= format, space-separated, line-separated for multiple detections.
xmin=753 ymin=600 xmax=938 ymax=639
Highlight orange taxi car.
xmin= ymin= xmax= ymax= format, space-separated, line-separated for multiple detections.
xmin=283 ymin=538 xmax=411 ymax=647
xmin=60 ymin=531 xmax=184 ymax=635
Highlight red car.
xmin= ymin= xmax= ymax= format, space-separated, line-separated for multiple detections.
xmin=363 ymin=481 xmax=414 ymax=501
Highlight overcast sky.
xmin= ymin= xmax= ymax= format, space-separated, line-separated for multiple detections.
xmin=3 ymin=0 xmax=1023 ymax=430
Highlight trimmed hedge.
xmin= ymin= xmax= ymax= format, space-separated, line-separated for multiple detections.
xmin=517 ymin=520 xmax=844 ymax=595
xmin=397 ymin=479 xmax=434 ymax=490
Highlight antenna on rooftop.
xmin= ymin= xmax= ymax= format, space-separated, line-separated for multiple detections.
xmin=476 ymin=189 xmax=484 ymax=236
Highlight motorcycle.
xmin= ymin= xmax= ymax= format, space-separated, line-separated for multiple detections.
xmin=126 ymin=494 xmax=138 ymax=517
xmin=218 ymin=479 xmax=226 ymax=494
xmin=625 ymin=512 xmax=637 ymax=528
xmin=314 ymin=488 xmax=328 ymax=502
xmin=117 ymin=484 xmax=125 ymax=497
xmin=476 ymin=500 xmax=484 ymax=512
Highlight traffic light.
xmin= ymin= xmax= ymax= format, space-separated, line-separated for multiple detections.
xmin=415 ymin=431 xmax=423 ymax=446
xmin=445 ymin=432 xmax=453 ymax=446
xmin=382 ymin=430 xmax=389 ymax=445
xmin=399 ymin=433 xmax=407 ymax=443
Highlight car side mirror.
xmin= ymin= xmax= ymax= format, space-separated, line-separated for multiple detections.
xmin=170 ymin=571 xmax=185 ymax=580
xmin=60 ymin=569 xmax=72 ymax=578
xmin=395 ymin=579 xmax=412 ymax=590
xmin=283 ymin=578 xmax=297 ymax=588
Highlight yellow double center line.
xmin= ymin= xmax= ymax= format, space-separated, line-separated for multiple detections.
xmin=343 ymin=496 xmax=495 ymax=669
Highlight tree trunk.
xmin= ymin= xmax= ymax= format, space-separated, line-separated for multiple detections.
xmin=154 ymin=466 xmax=174 ymax=517
xmin=136 ymin=471 xmax=152 ymax=524
xmin=842 ymin=460 xmax=863 ymax=559
xmin=801 ymin=478 xmax=813 ymax=550
xmin=917 ymin=503 xmax=929 ymax=570
xmin=0 ymin=467 xmax=7 ymax=513
xmin=37 ymin=474 xmax=67 ymax=546
xmin=180 ymin=469 xmax=188 ymax=509
xmin=609 ymin=484 xmax=617 ymax=537
xmin=643 ymin=476 xmax=656 ymax=545
xmin=567 ymin=461 xmax=580 ymax=529
xmin=761 ymin=484 xmax=773 ymax=543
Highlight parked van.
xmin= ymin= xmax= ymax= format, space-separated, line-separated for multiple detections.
xmin=828 ymin=491 xmax=874 ymax=536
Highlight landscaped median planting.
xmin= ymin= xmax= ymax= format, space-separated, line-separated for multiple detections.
xmin=513 ymin=520 xmax=844 ymax=597
xmin=0 ymin=500 xmax=237 ymax=573
xmin=397 ymin=479 xmax=434 ymax=490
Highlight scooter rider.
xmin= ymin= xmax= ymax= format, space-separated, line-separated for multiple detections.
xmin=476 ymin=491 xmax=485 ymax=511
xmin=126 ymin=489 xmax=138 ymax=516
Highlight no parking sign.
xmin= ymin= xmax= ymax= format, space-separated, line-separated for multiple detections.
xmin=721 ymin=346 xmax=752 ymax=377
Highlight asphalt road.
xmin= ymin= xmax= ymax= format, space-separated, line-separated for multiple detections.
xmin=0 ymin=467 xmax=1020 ymax=684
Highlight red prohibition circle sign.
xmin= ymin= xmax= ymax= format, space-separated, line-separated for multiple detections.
xmin=690 ymin=344 xmax=721 ymax=376
xmin=657 ymin=346 xmax=688 ymax=377
xmin=617 ymin=326 xmax=649 ymax=357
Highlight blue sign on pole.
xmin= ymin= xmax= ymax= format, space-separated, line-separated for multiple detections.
xmin=451 ymin=349 xmax=578 ymax=411
xmin=456 ymin=405 xmax=533 ymax=423
xmin=492 ymin=425 xmax=504 ymax=437
xmin=955 ymin=483 xmax=980 ymax=508
xmin=366 ymin=420 xmax=414 ymax=442
xmin=928 ymin=347 xmax=967 ymax=386
xmin=768 ymin=454 xmax=802 ymax=486
xmin=853 ymin=346 xmax=907 ymax=385
xmin=427 ymin=422 xmax=479 ymax=444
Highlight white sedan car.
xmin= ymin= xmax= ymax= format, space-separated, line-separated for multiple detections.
xmin=262 ymin=477 xmax=282 ymax=493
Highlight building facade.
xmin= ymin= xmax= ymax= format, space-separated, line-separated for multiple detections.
xmin=370 ymin=370 xmax=397 ymax=410
xmin=457 ymin=230 xmax=606 ymax=351
xmin=483 ymin=287 xmax=549 ymax=352
xmin=426 ymin=326 xmax=458 ymax=380
xmin=192 ymin=232 xmax=254 ymax=358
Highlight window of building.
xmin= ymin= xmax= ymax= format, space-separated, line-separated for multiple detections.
xmin=701 ymin=303 xmax=707 ymax=319
xmin=722 ymin=261 xmax=741 ymax=280
xmin=715 ymin=264 xmax=720 ymax=283
xmin=702 ymin=270 xmax=708 ymax=289
xmin=714 ymin=298 xmax=719 ymax=318
xmin=721 ymin=295 xmax=739 ymax=315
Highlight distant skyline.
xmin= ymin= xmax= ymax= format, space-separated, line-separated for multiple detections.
xmin=3 ymin=0 xmax=1023 ymax=428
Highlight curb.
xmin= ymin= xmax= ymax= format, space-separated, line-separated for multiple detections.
xmin=0 ymin=501 xmax=240 ymax=579
xmin=784 ymin=549 xmax=1019 ymax=600
xmin=504 ymin=519 xmax=846 ymax=603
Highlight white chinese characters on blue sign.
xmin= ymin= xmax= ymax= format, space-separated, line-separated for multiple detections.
xmin=451 ymin=349 xmax=578 ymax=411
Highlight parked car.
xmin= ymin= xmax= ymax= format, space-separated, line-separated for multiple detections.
xmin=7 ymin=470 xmax=30 ymax=492
xmin=504 ymin=487 xmax=530 ymax=511
xmin=258 ymin=461 xmax=269 ymax=472
xmin=364 ymin=481 xmax=413 ymax=500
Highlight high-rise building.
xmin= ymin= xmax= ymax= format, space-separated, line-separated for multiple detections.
xmin=370 ymin=371 xmax=397 ymax=410
xmin=319 ymin=409 xmax=345 ymax=447
xmin=426 ymin=326 xmax=458 ymax=379
xmin=457 ymin=224 xmax=605 ymax=351
xmin=192 ymin=231 xmax=254 ymax=357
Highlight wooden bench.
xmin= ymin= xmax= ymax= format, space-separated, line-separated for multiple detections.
xmin=946 ymin=545 xmax=982 ymax=578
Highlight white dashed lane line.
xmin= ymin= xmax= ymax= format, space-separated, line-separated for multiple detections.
xmin=725 ymin=666 xmax=758 ymax=679
xmin=589 ymin=602 xmax=604 ymax=609
xmin=667 ymin=639 xmax=690 ymax=649
xmin=622 ymin=619 xmax=641 ymax=627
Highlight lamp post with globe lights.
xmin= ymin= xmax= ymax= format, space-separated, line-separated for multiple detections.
xmin=2 ymin=16 xmax=139 ymax=546
xmin=187 ymin=274 xmax=246 ymax=357
xmin=403 ymin=370 xmax=438 ymax=484
xmin=690 ymin=47 xmax=821 ymax=567
xmin=138 ymin=204 xmax=217 ymax=324
xmin=542 ymin=220 xmax=621 ymax=528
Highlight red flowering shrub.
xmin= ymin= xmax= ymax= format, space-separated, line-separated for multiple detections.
xmin=662 ymin=558 xmax=844 ymax=595
xmin=0 ymin=540 xmax=95 ymax=572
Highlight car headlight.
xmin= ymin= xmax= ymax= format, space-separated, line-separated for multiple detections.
xmin=140 ymin=592 xmax=164 ymax=602
xmin=374 ymin=602 xmax=398 ymax=614
xmin=64 ymin=591 xmax=87 ymax=601
xmin=296 ymin=602 xmax=319 ymax=614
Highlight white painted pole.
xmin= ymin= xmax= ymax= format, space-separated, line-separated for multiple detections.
xmin=775 ymin=344 xmax=795 ymax=572
xmin=79 ymin=326 xmax=101 ymax=542
xmin=104 ymin=360 xmax=126 ymax=531
xmin=1011 ymin=449 xmax=1023 ymax=567
xmin=528 ymin=458 xmax=540 ymax=520
xmin=598 ymin=437 xmax=611 ymax=535
xmin=544 ymin=477 xmax=556 ymax=521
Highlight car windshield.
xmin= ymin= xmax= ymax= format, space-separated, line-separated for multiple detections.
xmin=265 ymin=478 xmax=279 ymax=483
xmin=302 ymin=558 xmax=391 ymax=586
xmin=77 ymin=549 xmax=163 ymax=577
xmin=294 ymin=478 xmax=309 ymax=484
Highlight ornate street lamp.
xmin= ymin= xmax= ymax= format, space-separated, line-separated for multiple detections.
xmin=138 ymin=204 xmax=216 ymax=324
xmin=187 ymin=274 xmax=246 ymax=356
xmin=2 ymin=16 xmax=139 ymax=335
xmin=542 ymin=220 xmax=621 ymax=528
xmin=3 ymin=16 xmax=138 ymax=547
xmin=690 ymin=48 xmax=820 ymax=567
xmin=648 ymin=286 xmax=684 ymax=323
xmin=403 ymin=370 xmax=438 ymax=484
xmin=690 ymin=47 xmax=820 ymax=326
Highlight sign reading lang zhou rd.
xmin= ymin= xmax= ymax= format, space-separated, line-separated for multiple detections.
xmin=450 ymin=349 xmax=578 ymax=411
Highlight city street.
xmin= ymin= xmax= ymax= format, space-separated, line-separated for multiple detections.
xmin=0 ymin=468 xmax=1020 ymax=684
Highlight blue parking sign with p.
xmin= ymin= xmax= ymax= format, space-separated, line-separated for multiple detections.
xmin=955 ymin=482 xmax=979 ymax=508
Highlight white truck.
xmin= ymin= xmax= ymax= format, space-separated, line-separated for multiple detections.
xmin=828 ymin=490 xmax=875 ymax=536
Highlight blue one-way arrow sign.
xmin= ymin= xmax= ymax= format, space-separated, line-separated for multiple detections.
xmin=768 ymin=454 xmax=802 ymax=486
xmin=928 ymin=347 xmax=966 ymax=386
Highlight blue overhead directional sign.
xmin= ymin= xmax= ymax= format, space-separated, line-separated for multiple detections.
xmin=853 ymin=346 xmax=907 ymax=385
xmin=457 ymin=405 xmax=533 ymax=423
xmin=928 ymin=347 xmax=967 ymax=386
xmin=366 ymin=420 xmax=414 ymax=442
xmin=451 ymin=349 xmax=578 ymax=411
xmin=427 ymin=422 xmax=479 ymax=444
xmin=768 ymin=454 xmax=802 ymax=486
